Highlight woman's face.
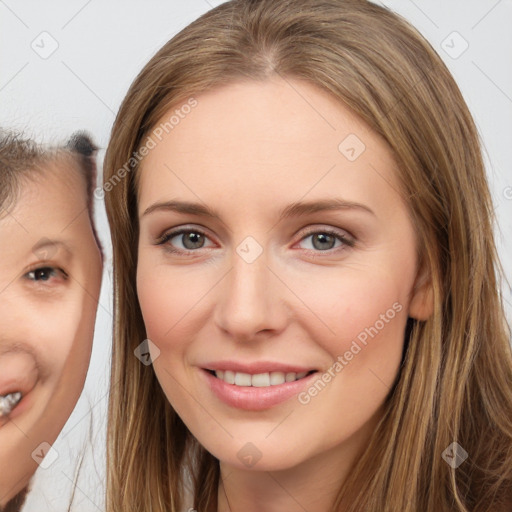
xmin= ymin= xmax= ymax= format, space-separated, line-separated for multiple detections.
xmin=0 ymin=159 xmax=102 ymax=505
xmin=136 ymin=78 xmax=432 ymax=475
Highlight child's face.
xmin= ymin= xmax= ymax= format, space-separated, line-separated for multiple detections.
xmin=0 ymin=158 xmax=102 ymax=505
xmin=136 ymin=78 xmax=432 ymax=474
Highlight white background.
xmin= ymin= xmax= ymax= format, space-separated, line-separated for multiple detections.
xmin=0 ymin=1 xmax=511 ymax=510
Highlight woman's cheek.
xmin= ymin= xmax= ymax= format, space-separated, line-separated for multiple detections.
xmin=137 ymin=268 xmax=195 ymax=350
xmin=297 ymin=271 xmax=401 ymax=348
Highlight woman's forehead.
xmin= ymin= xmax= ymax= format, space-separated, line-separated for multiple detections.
xmin=136 ymin=78 xmax=403 ymax=221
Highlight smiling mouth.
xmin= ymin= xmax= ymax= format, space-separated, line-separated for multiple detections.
xmin=207 ymin=369 xmax=317 ymax=387
xmin=0 ymin=392 xmax=23 ymax=418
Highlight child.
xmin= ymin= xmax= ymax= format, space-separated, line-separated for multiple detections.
xmin=0 ymin=131 xmax=103 ymax=511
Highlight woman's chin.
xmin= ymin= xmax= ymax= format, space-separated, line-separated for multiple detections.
xmin=212 ymin=443 xmax=310 ymax=473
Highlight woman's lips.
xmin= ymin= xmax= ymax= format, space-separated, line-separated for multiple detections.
xmin=202 ymin=367 xmax=318 ymax=411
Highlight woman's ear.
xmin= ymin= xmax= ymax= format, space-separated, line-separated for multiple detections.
xmin=408 ymin=262 xmax=434 ymax=321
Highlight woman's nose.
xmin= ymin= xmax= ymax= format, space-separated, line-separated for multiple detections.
xmin=213 ymin=240 xmax=288 ymax=342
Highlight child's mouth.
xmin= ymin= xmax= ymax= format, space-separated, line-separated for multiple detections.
xmin=0 ymin=392 xmax=22 ymax=417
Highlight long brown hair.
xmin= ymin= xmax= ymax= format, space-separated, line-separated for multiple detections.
xmin=103 ymin=1 xmax=512 ymax=510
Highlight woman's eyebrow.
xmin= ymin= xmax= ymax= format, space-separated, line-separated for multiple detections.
xmin=280 ymin=198 xmax=375 ymax=219
xmin=141 ymin=198 xmax=375 ymax=220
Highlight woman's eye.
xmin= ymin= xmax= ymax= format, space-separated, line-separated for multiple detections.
xmin=157 ymin=229 xmax=215 ymax=253
xmin=156 ymin=227 xmax=353 ymax=256
xmin=297 ymin=230 xmax=354 ymax=253
xmin=25 ymin=266 xmax=67 ymax=283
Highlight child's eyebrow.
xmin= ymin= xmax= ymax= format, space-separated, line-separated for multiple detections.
xmin=30 ymin=238 xmax=73 ymax=258
xmin=141 ymin=198 xmax=375 ymax=221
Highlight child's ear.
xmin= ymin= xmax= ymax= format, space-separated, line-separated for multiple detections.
xmin=408 ymin=261 xmax=434 ymax=321
xmin=66 ymin=131 xmax=97 ymax=158
xmin=65 ymin=131 xmax=104 ymax=261
xmin=66 ymin=131 xmax=98 ymax=198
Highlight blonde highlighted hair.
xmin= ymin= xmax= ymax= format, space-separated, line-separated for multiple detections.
xmin=103 ymin=1 xmax=512 ymax=510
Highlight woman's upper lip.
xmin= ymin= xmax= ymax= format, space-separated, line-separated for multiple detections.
xmin=202 ymin=361 xmax=317 ymax=374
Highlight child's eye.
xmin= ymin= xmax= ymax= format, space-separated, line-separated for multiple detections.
xmin=24 ymin=266 xmax=68 ymax=283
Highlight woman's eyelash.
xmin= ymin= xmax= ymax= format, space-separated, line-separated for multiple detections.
xmin=155 ymin=227 xmax=355 ymax=255
xmin=299 ymin=228 xmax=355 ymax=253
xmin=156 ymin=228 xmax=213 ymax=254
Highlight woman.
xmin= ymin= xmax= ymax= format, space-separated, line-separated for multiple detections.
xmin=102 ymin=0 xmax=512 ymax=510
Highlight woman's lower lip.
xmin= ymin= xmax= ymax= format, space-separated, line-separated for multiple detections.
xmin=202 ymin=369 xmax=317 ymax=411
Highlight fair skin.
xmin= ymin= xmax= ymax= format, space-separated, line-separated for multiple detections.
xmin=136 ymin=77 xmax=433 ymax=511
xmin=0 ymin=158 xmax=103 ymax=508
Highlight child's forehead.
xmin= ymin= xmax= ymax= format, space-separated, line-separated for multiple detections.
xmin=26 ymin=153 xmax=86 ymax=193
xmin=0 ymin=158 xmax=92 ymax=252
xmin=6 ymin=157 xmax=88 ymax=222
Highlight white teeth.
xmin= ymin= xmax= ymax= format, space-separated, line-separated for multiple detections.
xmin=251 ymin=373 xmax=270 ymax=387
xmin=214 ymin=370 xmax=311 ymax=387
xmin=269 ymin=372 xmax=286 ymax=385
xmin=224 ymin=370 xmax=235 ymax=384
xmin=234 ymin=372 xmax=252 ymax=386
xmin=0 ymin=392 xmax=22 ymax=417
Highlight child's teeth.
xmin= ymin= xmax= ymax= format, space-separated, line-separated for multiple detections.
xmin=214 ymin=370 xmax=310 ymax=387
xmin=0 ymin=391 xmax=22 ymax=417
